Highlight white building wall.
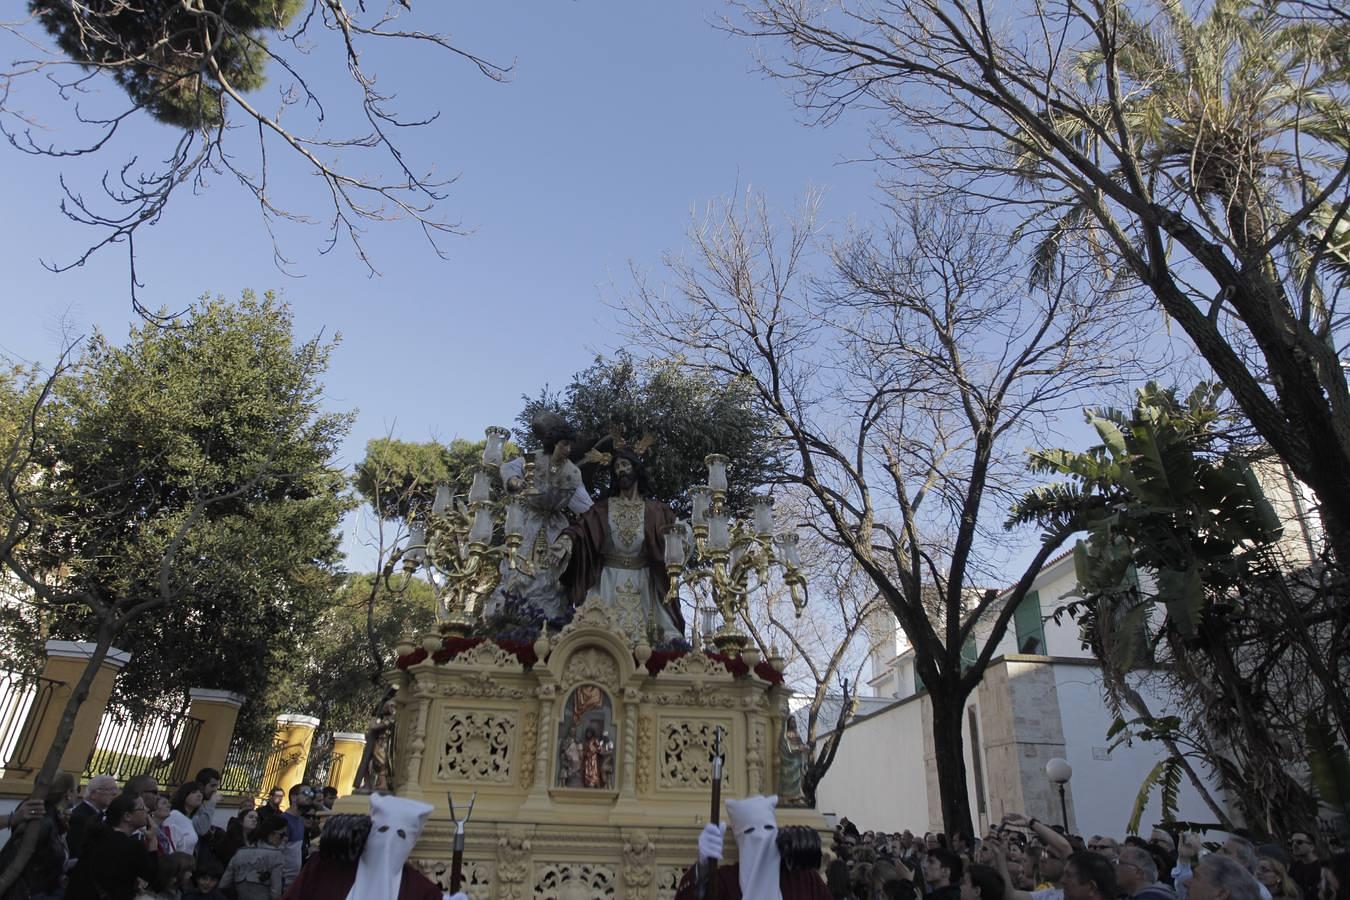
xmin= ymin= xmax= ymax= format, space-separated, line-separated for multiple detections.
xmin=1052 ymin=661 xmax=1224 ymax=838
xmin=815 ymin=694 xmax=932 ymax=832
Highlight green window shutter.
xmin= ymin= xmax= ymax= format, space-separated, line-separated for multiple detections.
xmin=914 ymin=664 xmax=925 ymax=693
xmin=1014 ymin=590 xmax=1046 ymax=654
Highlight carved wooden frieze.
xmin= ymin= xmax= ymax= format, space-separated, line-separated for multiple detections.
xmin=658 ymin=717 xmax=734 ymax=791
xmin=436 ymin=709 xmax=516 ymax=783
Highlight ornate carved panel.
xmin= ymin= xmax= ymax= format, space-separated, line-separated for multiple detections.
xmin=662 ymin=651 xmax=729 ymax=677
xmin=658 ymin=718 xmax=732 ymax=790
xmin=436 ymin=710 xmax=516 ymax=782
xmin=518 ymin=712 xmax=538 ymax=788
xmin=428 ymin=669 xmax=526 ymax=700
xmin=656 ymin=865 xmax=685 ymax=900
xmin=496 ymin=828 xmax=532 ymax=900
xmin=622 ymin=830 xmax=656 ymax=894
xmin=459 ymin=640 xmax=522 ymax=668
xmin=747 ymin=720 xmax=767 ymax=795
xmin=413 ymin=858 xmax=493 ymax=898
xmin=561 ymin=647 xmax=620 ymax=689
xmin=532 ymin=862 xmax=617 ymax=899
xmin=635 ymin=715 xmax=654 ymax=794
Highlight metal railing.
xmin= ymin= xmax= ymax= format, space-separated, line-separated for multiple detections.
xmin=220 ymin=734 xmax=286 ymax=799
xmin=0 ymin=668 xmax=60 ymax=774
xmin=83 ymin=703 xmax=203 ymax=788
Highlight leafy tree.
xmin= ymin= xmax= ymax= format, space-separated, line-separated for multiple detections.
xmin=354 ymin=436 xmax=519 ymax=522
xmin=732 ymin=0 xmax=1350 ymax=568
xmin=518 ymin=352 xmax=786 ymax=515
xmin=3 ymin=3 xmax=509 ymax=312
xmin=1012 ymin=383 xmax=1349 ymax=837
xmin=0 ymin=291 xmax=351 ymax=888
xmin=288 ymin=572 xmax=437 ymax=780
xmin=30 ymin=0 xmax=305 ymax=129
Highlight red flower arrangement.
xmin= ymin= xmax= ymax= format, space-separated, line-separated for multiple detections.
xmin=396 ymin=636 xmax=538 ymax=670
xmin=641 ymin=648 xmax=784 ymax=685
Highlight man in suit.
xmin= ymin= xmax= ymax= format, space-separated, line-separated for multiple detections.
xmin=66 ymin=773 xmax=118 ymax=860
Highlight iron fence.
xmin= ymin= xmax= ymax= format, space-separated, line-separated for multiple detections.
xmin=83 ymin=703 xmax=203 ymax=788
xmin=0 ymin=667 xmax=60 ymax=774
xmin=220 ymin=734 xmax=286 ymax=799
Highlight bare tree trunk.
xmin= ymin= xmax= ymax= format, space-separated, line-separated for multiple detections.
xmin=929 ymin=682 xmax=975 ymax=837
xmin=0 ymin=621 xmax=116 ymax=894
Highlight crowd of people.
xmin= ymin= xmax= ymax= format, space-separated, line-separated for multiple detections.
xmin=818 ymin=814 xmax=1350 ymax=900
xmin=0 ymin=769 xmax=343 ymax=900
xmin=7 ymin=771 xmax=1350 ymax=900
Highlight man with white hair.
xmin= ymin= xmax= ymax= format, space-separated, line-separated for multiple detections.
xmin=67 ymin=774 xmax=118 ymax=860
xmin=1187 ymin=855 xmax=1264 ymax=900
xmin=1173 ymin=835 xmax=1272 ymax=900
xmin=1118 ymin=846 xmax=1176 ymax=900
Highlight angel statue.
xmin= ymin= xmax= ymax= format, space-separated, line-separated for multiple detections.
xmin=483 ymin=411 xmax=592 ymax=620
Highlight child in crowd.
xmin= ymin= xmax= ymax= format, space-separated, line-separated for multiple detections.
xmin=183 ymin=860 xmax=229 ymax=900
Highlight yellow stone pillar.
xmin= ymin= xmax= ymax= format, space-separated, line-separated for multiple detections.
xmin=327 ymin=732 xmax=366 ymax=800
xmin=259 ymin=713 xmax=319 ymax=804
xmin=182 ymin=689 xmax=244 ymax=785
xmin=0 ymin=640 xmax=130 ymax=796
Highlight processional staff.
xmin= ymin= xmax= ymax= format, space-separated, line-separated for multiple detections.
xmin=707 ymin=725 xmax=726 ymax=900
xmin=447 ymin=790 xmax=476 ymax=895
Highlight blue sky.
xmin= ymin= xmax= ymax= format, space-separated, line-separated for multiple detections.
xmin=0 ymin=4 xmax=885 ymax=569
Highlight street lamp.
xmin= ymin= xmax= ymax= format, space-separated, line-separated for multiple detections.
xmin=1046 ymin=757 xmax=1072 ymax=831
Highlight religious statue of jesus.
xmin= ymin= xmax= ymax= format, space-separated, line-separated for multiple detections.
xmin=553 ymin=446 xmax=685 ymax=642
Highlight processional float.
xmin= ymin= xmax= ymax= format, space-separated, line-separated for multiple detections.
xmin=349 ymin=426 xmax=825 ymax=899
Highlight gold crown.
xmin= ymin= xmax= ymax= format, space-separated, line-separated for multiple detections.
xmin=581 ymin=430 xmax=655 ymax=467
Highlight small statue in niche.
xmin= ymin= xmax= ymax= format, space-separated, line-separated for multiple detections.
xmin=582 ymin=728 xmax=605 ymax=788
xmin=354 ymin=690 xmax=398 ymax=793
xmin=559 ymin=733 xmax=583 ymax=787
xmin=776 ymin=714 xmax=808 ymax=806
xmin=556 ymin=685 xmax=615 ymax=789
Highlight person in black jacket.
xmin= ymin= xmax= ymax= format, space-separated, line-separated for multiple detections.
xmin=65 ymin=795 xmax=159 ymax=900
xmin=66 ymin=774 xmax=118 ymax=862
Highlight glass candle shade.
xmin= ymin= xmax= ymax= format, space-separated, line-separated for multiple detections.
xmin=691 ymin=487 xmax=711 ymax=526
xmin=468 ymin=467 xmax=492 ymax=503
xmin=468 ymin=504 xmax=494 ymax=545
xmin=483 ymin=426 xmax=510 ymax=466
xmin=405 ymin=525 xmax=427 ymax=564
xmin=708 ymin=511 xmax=730 ymax=552
xmin=662 ymin=523 xmax=689 ymax=567
xmin=705 ymin=454 xmax=728 ymax=493
xmin=504 ymin=499 xmax=526 ymax=538
xmin=752 ymin=496 xmax=775 ymax=537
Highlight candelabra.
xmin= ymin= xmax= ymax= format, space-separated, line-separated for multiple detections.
xmin=661 ymin=454 xmax=808 ymax=657
xmin=402 ymin=426 xmax=527 ymax=638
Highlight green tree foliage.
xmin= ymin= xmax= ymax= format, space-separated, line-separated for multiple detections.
xmin=289 ymin=572 xmax=437 ymax=735
xmin=353 ymin=436 xmax=519 ymax=522
xmin=30 ymin=0 xmax=304 ymax=128
xmin=2 ymin=292 xmax=352 ymax=742
xmin=1012 ymin=383 xmax=1348 ymax=837
xmin=518 ymin=353 xmax=785 ymax=514
xmin=1014 ymin=383 xmax=1283 ymax=639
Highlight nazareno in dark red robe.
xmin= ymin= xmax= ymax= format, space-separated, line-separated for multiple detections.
xmin=674 ymin=861 xmax=835 ymax=900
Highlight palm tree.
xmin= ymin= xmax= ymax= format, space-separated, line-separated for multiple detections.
xmin=1018 ymin=0 xmax=1347 ymax=302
